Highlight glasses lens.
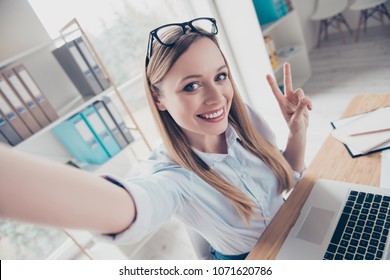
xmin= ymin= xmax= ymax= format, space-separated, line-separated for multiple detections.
xmin=156 ymin=25 xmax=184 ymax=45
xmin=191 ymin=18 xmax=217 ymax=34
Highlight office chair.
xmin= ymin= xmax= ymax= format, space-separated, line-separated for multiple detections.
xmin=349 ymin=0 xmax=390 ymax=41
xmin=311 ymin=0 xmax=353 ymax=47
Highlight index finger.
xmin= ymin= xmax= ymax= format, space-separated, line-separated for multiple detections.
xmin=266 ymin=74 xmax=284 ymax=105
xmin=283 ymin=63 xmax=293 ymax=94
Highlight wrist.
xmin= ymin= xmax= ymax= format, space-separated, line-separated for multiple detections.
xmin=288 ymin=128 xmax=307 ymax=139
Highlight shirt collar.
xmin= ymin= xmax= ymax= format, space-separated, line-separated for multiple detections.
xmin=148 ymin=124 xmax=242 ymax=169
xmin=225 ymin=123 xmax=241 ymax=148
xmin=193 ymin=123 xmax=241 ymax=167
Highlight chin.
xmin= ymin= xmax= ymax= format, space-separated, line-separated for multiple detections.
xmin=203 ymin=122 xmax=229 ymax=136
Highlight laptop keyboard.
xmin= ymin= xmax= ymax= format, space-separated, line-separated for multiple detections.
xmin=323 ymin=190 xmax=390 ymax=260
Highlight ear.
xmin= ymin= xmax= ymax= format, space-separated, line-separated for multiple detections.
xmin=155 ymin=98 xmax=167 ymax=111
xmin=151 ymin=84 xmax=167 ymax=111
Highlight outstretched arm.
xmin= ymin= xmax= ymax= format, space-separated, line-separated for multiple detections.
xmin=266 ymin=63 xmax=313 ymax=173
xmin=0 ymin=144 xmax=135 ymax=234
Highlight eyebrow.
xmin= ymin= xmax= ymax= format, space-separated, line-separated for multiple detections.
xmin=179 ymin=65 xmax=227 ymax=84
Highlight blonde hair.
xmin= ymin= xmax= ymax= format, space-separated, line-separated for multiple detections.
xmin=144 ymin=30 xmax=294 ymax=223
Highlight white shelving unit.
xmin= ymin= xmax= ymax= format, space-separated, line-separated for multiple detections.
xmin=260 ymin=9 xmax=311 ymax=88
xmin=0 ymin=41 xmax=54 ymax=69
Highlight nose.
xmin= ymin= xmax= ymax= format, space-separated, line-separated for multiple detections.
xmin=204 ymin=83 xmax=225 ymax=106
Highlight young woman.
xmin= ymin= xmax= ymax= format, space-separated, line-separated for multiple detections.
xmin=0 ymin=17 xmax=312 ymax=260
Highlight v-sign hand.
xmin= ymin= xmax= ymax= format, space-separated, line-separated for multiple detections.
xmin=266 ymin=63 xmax=313 ymax=135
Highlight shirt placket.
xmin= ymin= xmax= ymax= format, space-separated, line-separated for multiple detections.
xmin=223 ymin=155 xmax=271 ymax=222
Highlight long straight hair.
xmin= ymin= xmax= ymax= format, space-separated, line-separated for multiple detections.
xmin=145 ymin=30 xmax=294 ymax=223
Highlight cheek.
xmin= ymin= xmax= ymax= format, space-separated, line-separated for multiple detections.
xmin=166 ymin=96 xmax=197 ymax=121
xmin=224 ymin=81 xmax=234 ymax=100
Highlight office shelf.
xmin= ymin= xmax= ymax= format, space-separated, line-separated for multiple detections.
xmin=261 ymin=10 xmax=295 ymax=36
xmin=0 ymin=41 xmax=54 ymax=69
xmin=256 ymin=7 xmax=311 ymax=88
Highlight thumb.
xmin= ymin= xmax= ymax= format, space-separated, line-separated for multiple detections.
xmin=295 ymin=97 xmax=308 ymax=117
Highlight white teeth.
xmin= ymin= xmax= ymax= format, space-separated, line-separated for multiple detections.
xmin=200 ymin=108 xmax=223 ymax=119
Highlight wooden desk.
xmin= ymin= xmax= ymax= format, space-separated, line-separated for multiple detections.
xmin=247 ymin=94 xmax=390 ymax=260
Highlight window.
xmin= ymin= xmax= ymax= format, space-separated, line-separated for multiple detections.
xmin=29 ymin=0 xmax=192 ymax=85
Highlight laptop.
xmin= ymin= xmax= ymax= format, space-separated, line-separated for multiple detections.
xmin=277 ymin=179 xmax=390 ymax=260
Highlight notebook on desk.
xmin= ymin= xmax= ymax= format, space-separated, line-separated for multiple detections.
xmin=331 ymin=106 xmax=390 ymax=158
xmin=277 ymin=179 xmax=390 ymax=260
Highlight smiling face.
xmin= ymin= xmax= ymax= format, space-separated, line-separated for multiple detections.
xmin=155 ymin=38 xmax=234 ymax=153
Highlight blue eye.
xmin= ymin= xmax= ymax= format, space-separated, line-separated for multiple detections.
xmin=215 ymin=72 xmax=227 ymax=81
xmin=183 ymin=82 xmax=200 ymax=92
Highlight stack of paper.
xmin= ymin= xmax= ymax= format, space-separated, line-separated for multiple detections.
xmin=381 ymin=150 xmax=390 ymax=188
xmin=331 ymin=106 xmax=390 ymax=155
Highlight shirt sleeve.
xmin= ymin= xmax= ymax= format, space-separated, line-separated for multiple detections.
xmin=245 ymin=103 xmax=306 ymax=181
xmin=95 ymin=170 xmax=191 ymax=244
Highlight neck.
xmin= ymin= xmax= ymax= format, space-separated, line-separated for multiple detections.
xmin=188 ymin=133 xmax=227 ymax=154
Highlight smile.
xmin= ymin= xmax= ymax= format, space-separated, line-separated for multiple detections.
xmin=198 ymin=108 xmax=224 ymax=119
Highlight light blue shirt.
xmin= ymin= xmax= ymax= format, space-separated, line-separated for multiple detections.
xmin=102 ymin=106 xmax=300 ymax=255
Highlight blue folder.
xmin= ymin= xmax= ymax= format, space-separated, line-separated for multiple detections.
xmin=79 ymin=106 xmax=121 ymax=157
xmin=253 ymin=0 xmax=288 ymax=25
xmin=52 ymin=113 xmax=109 ymax=164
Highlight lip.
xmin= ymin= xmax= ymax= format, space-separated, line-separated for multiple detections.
xmin=197 ymin=106 xmax=225 ymax=122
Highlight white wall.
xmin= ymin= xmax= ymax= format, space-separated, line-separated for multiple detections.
xmin=0 ymin=0 xmax=51 ymax=60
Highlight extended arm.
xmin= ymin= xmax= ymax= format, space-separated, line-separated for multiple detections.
xmin=0 ymin=144 xmax=135 ymax=234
